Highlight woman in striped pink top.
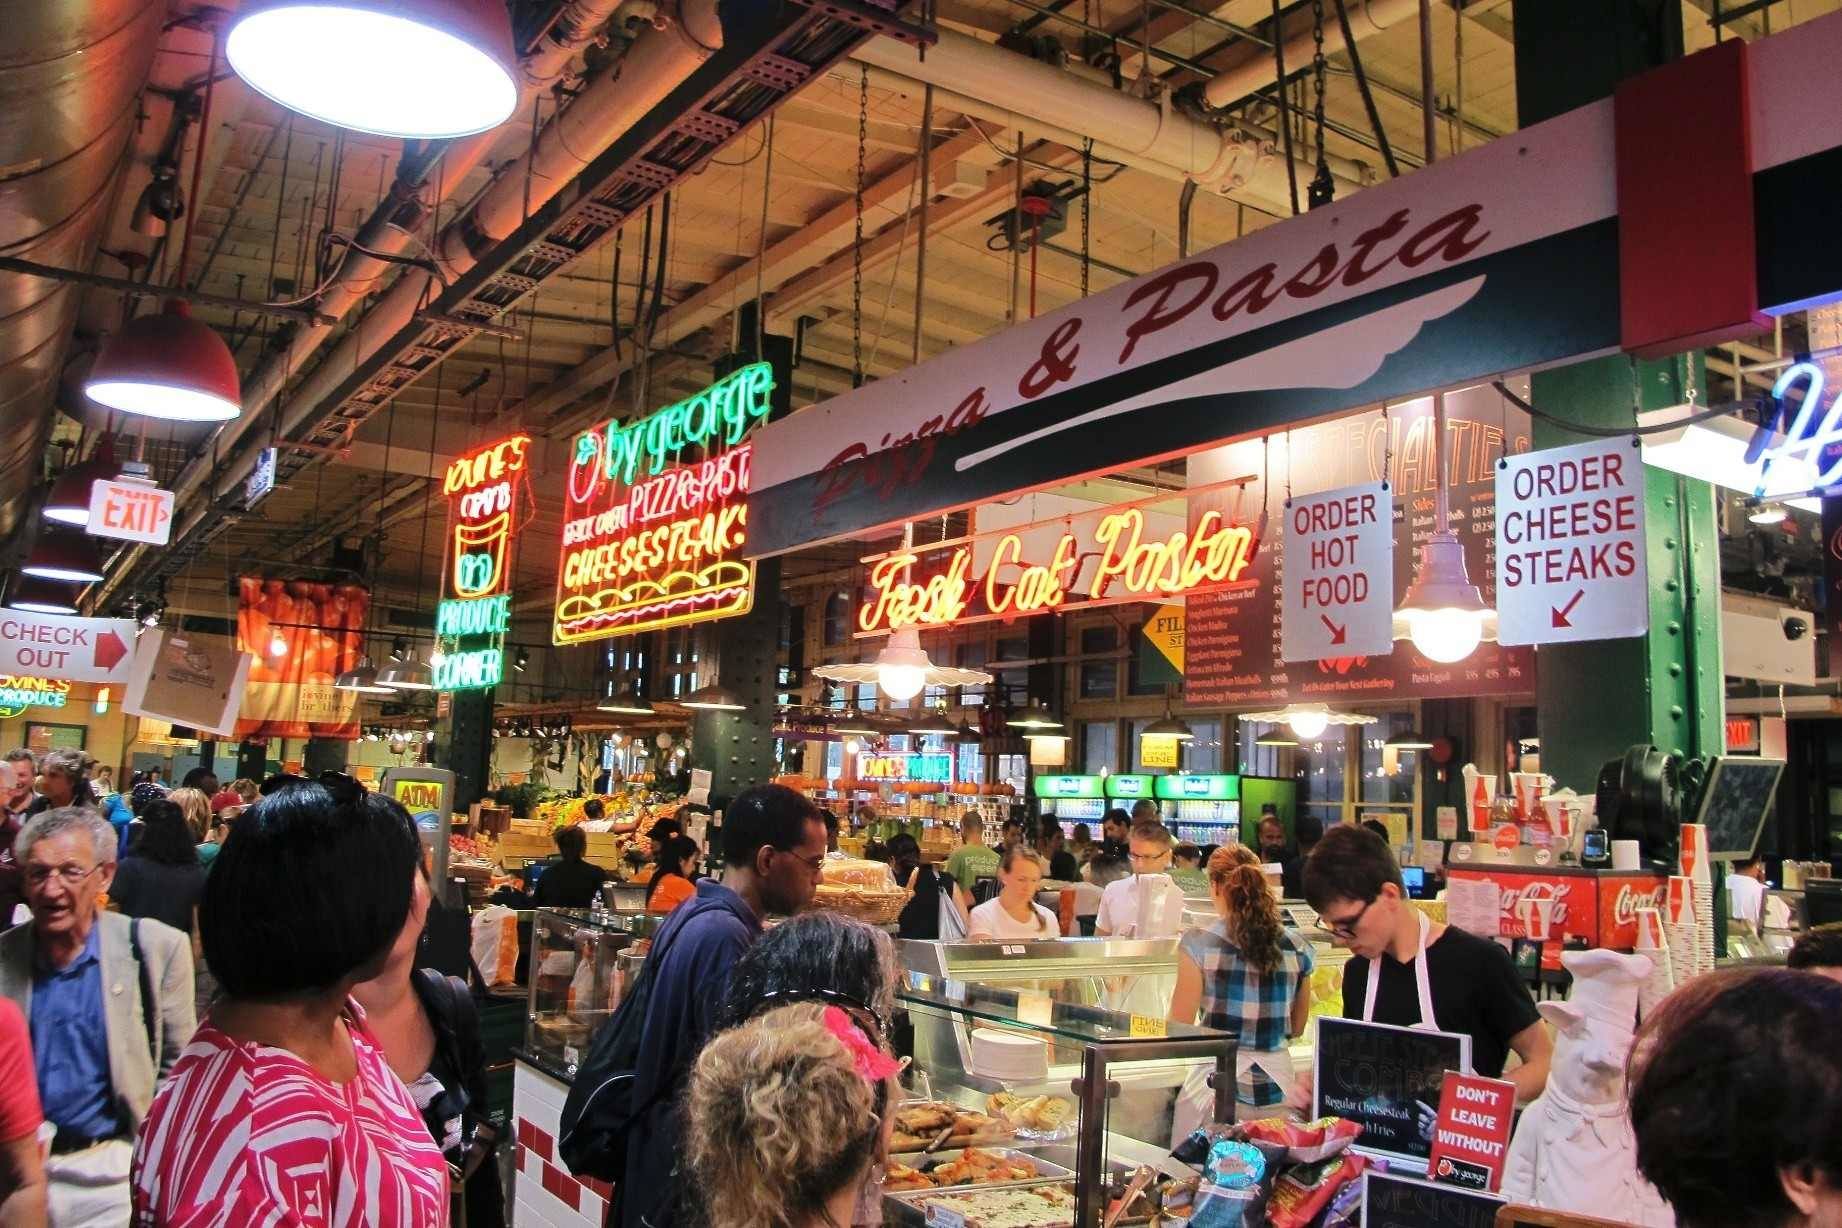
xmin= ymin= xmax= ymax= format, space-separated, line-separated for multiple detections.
xmin=131 ymin=779 xmax=449 ymax=1226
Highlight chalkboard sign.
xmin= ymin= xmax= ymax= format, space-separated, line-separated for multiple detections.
xmin=1314 ymin=1016 xmax=1471 ymax=1164
xmin=1693 ymin=756 xmax=1783 ymax=861
xmin=1361 ymin=1171 xmax=1504 ymax=1228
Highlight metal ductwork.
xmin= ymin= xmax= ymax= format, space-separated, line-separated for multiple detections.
xmin=853 ymin=29 xmax=1363 ymax=214
xmin=0 ymin=0 xmax=163 ymax=542
xmin=1200 ymin=0 xmax=1420 ymax=111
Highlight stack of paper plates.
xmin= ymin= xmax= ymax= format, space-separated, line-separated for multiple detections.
xmin=970 ymin=1028 xmax=1048 ymax=1083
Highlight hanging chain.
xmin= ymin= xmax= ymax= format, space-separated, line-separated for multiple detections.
xmin=852 ymin=66 xmax=868 ymax=387
xmin=1307 ymin=0 xmax=1336 ymax=208
xmin=1080 ymin=139 xmax=1092 ymax=299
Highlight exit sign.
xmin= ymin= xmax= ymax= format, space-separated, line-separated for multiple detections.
xmin=87 ymin=478 xmax=173 ymax=545
xmin=1726 ymin=716 xmax=1760 ymax=752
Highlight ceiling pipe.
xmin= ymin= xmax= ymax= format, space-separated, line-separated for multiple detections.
xmin=1200 ymin=0 xmax=1421 ymax=111
xmin=0 ymin=0 xmax=165 ymax=542
xmin=91 ymin=0 xmax=723 ymax=612
xmin=852 ymin=31 xmax=1363 ymax=212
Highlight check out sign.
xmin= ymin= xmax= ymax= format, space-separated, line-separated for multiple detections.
xmin=87 ymin=478 xmax=174 ymax=546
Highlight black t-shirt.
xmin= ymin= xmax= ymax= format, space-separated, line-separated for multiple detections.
xmin=111 ymin=857 xmax=206 ymax=935
xmin=1048 ymin=850 xmax=1079 ymax=881
xmin=1339 ymin=925 xmax=1540 ymax=1078
xmin=897 ymin=863 xmax=945 ymax=940
xmin=531 ymin=858 xmax=607 ymax=908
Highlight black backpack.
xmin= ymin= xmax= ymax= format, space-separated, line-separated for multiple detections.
xmin=557 ymin=896 xmax=723 ymax=1182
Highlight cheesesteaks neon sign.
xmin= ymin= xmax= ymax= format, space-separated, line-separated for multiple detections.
xmin=436 ymin=436 xmax=530 ymax=692
xmin=858 ymin=504 xmax=1259 ymax=635
xmin=553 ymin=364 xmax=773 ymax=644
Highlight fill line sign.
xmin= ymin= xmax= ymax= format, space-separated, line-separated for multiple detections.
xmin=1283 ymin=481 xmax=1394 ymax=662
xmin=1495 ymin=438 xmax=1648 ymax=646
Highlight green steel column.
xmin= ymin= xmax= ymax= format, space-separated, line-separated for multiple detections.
xmin=1529 ymin=356 xmax=1725 ymax=793
xmin=1512 ymin=0 xmax=1720 ymax=792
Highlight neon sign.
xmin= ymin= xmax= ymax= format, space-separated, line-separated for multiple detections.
xmin=0 ymin=676 xmax=69 ymax=719
xmin=437 ymin=436 xmax=530 ymax=692
xmin=553 ymin=365 xmax=773 ymax=644
xmin=857 ymin=498 xmax=1259 ymax=635
xmin=1752 ymin=360 xmax=1842 ymax=498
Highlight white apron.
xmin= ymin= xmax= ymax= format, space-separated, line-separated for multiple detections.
xmin=1363 ymin=909 xmax=1440 ymax=1030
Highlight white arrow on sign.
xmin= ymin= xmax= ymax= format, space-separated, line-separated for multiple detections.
xmin=0 ymin=612 xmax=137 ymax=685
xmin=1282 ymin=480 xmax=1395 ymax=663
xmin=1495 ymin=437 xmax=1648 ymax=646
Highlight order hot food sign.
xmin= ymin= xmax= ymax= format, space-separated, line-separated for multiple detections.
xmin=553 ymin=362 xmax=773 ymax=644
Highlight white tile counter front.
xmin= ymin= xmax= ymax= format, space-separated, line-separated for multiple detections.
xmin=514 ymin=1059 xmax=612 ymax=1228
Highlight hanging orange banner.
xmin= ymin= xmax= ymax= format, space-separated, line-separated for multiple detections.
xmin=236 ymin=579 xmax=369 ymax=739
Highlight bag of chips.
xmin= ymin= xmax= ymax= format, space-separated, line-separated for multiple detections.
xmin=1238 ymin=1115 xmax=1363 ymax=1165
xmin=1264 ymin=1152 xmax=1367 ymax=1228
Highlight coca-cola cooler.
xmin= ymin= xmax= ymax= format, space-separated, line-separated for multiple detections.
xmin=1446 ymin=863 xmax=1667 ymax=971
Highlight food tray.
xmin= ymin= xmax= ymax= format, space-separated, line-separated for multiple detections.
xmin=890 ymin=1147 xmax=1073 ymax=1193
xmin=883 ymin=1180 xmax=1076 ymax=1228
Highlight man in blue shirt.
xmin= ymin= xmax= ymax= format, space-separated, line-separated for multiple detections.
xmin=0 ymin=807 xmax=194 ymax=1226
xmin=615 ymin=784 xmax=827 ymax=1228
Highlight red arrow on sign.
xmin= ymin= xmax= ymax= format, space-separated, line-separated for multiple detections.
xmin=94 ymin=630 xmax=128 ymax=672
xmin=1320 ymin=614 xmax=1347 ymax=646
xmin=1551 ymin=589 xmax=1586 ymax=629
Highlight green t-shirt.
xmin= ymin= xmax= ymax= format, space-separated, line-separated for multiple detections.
xmin=944 ymin=843 xmax=1000 ymax=892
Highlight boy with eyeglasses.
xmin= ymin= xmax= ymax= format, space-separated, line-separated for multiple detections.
xmin=1300 ymin=824 xmax=1550 ymax=1104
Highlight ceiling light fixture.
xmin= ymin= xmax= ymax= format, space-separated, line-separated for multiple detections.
xmin=1254 ymin=730 xmax=1300 ymax=748
xmin=1241 ymin=703 xmax=1378 ymax=740
xmin=1392 ymin=394 xmax=1497 ymax=664
xmin=1006 ymin=699 xmax=1064 ymax=737
xmin=597 ymin=688 xmax=654 ymax=715
xmin=268 ymin=628 xmax=289 ymax=657
xmin=812 ymin=626 xmax=992 ymax=701
xmin=43 ymin=442 xmax=118 ymax=527
xmin=333 ymin=655 xmax=395 ymax=694
xmin=1144 ymin=688 xmax=1194 ymax=740
xmin=681 ymin=682 xmax=747 ymax=711
xmin=514 ymin=646 xmax=530 ymax=672
xmin=84 ymin=301 xmax=242 ymax=422
xmin=226 ymin=0 xmax=518 ymax=139
xmin=376 ymin=653 xmax=434 ymax=691
xmin=1638 ymin=400 xmax=1820 ymax=512
xmin=1747 ymin=499 xmax=1789 ymax=526
xmin=21 ymin=531 xmax=105 ymax=583
xmin=1384 ymin=729 xmax=1436 ymax=751
xmin=6 ymin=576 xmax=80 ymax=615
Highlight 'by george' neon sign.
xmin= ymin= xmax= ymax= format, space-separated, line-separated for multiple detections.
xmin=858 ymin=498 xmax=1260 ymax=635
xmin=553 ymin=362 xmax=773 ymax=644
xmin=435 ymin=435 xmax=530 ymax=691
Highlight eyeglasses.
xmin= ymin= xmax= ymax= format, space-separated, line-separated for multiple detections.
xmin=24 ymin=863 xmax=102 ymax=888
xmin=779 ymin=848 xmax=826 ymax=875
xmin=1320 ymin=898 xmax=1374 ymax=941
xmin=1128 ymin=850 xmax=1171 ymax=864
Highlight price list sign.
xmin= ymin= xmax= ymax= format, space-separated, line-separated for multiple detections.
xmin=1186 ymin=387 xmax=1535 ymax=707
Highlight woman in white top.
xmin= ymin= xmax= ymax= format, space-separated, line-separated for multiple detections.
xmin=967 ymin=846 xmax=1059 ymax=940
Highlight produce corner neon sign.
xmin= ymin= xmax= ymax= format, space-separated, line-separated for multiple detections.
xmin=857 ymin=502 xmax=1258 ymax=635
xmin=553 ymin=362 xmax=773 ymax=644
xmin=436 ymin=436 xmax=529 ymax=692
xmin=0 ymin=676 xmax=70 ymax=719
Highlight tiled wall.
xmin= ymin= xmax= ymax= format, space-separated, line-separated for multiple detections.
xmin=514 ymin=1062 xmax=613 ymax=1228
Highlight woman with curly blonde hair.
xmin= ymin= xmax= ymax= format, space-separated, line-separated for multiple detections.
xmin=684 ymin=1000 xmax=900 ymax=1228
xmin=1169 ymin=844 xmax=1316 ymax=1124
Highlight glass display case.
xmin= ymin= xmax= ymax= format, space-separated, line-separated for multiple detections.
xmin=892 ymin=972 xmax=1234 ymax=1227
xmin=524 ymin=908 xmax=661 ymax=1076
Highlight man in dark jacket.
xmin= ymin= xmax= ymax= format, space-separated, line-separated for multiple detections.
xmin=614 ymin=784 xmax=827 ymax=1228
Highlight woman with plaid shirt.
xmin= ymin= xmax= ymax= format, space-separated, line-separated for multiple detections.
xmin=1169 ymin=846 xmax=1315 ymax=1127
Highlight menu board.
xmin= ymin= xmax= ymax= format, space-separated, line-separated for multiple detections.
xmin=1185 ymin=387 xmax=1535 ymax=707
xmin=1315 ymin=1016 xmax=1471 ymax=1164
xmin=1361 ymin=1171 xmax=1504 ymax=1228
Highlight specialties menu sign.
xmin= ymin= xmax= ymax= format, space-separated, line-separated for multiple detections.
xmin=1186 ymin=388 xmax=1535 ymax=707
xmin=1495 ymin=437 xmax=1648 ymax=645
xmin=553 ymin=363 xmax=772 ymax=643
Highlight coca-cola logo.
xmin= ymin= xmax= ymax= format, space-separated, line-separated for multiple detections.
xmin=1499 ymin=880 xmax=1573 ymax=928
xmin=1612 ymin=882 xmax=1665 ymax=927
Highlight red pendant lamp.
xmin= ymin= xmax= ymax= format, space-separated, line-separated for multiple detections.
xmin=21 ymin=531 xmax=105 ymax=584
xmin=7 ymin=576 xmax=81 ymax=615
xmin=43 ymin=439 xmax=119 ymax=527
xmin=83 ymin=300 xmax=241 ymax=422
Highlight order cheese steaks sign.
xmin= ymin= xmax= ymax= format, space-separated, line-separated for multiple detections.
xmin=1283 ymin=481 xmax=1393 ymax=661
xmin=1426 ymin=1072 xmax=1515 ymax=1191
xmin=1361 ymin=1171 xmax=1505 ymax=1228
xmin=1314 ymin=1016 xmax=1471 ymax=1165
xmin=1495 ymin=438 xmax=1647 ymax=646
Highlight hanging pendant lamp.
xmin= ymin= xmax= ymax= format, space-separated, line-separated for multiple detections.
xmin=1240 ymin=703 xmax=1377 ymax=740
xmin=811 ymin=626 xmax=992 ymax=699
xmin=21 ymin=531 xmax=105 ymax=583
xmin=833 ymin=708 xmax=884 ymax=736
xmin=681 ymin=681 xmax=746 ymax=711
xmin=85 ymin=301 xmax=241 ymax=422
xmin=1144 ymin=688 xmax=1194 ymax=740
xmin=7 ymin=576 xmax=80 ymax=615
xmin=333 ymin=656 xmax=395 ymax=694
xmin=227 ymin=0 xmax=518 ymax=139
xmin=597 ymin=688 xmax=655 ymax=715
xmin=1392 ymin=394 xmax=1496 ymax=663
xmin=43 ymin=441 xmax=119 ymax=527
xmin=376 ymin=651 xmax=433 ymax=691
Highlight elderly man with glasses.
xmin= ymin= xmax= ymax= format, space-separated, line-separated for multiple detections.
xmin=0 ymin=807 xmax=194 ymax=1225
